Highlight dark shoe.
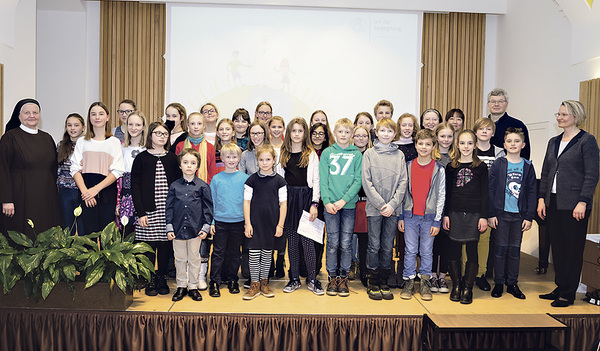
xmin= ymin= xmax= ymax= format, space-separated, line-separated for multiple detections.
xmin=145 ymin=275 xmax=158 ymax=296
xmin=551 ymin=298 xmax=573 ymax=307
xmin=209 ymin=282 xmax=220 ymax=297
xmin=275 ymin=255 xmax=285 ymax=278
xmin=337 ymin=277 xmax=350 ymax=297
xmin=380 ymin=283 xmax=394 ymax=300
xmin=367 ymin=270 xmax=382 ymax=300
xmin=243 ymin=279 xmax=251 ymax=290
xmin=460 ymin=262 xmax=478 ymax=305
xmin=228 ymin=281 xmax=240 ymax=294
xmin=539 ymin=290 xmax=560 ymax=300
xmin=506 ymin=284 xmax=526 ymax=299
xmin=448 ymin=261 xmax=462 ymax=302
xmin=172 ymin=287 xmax=188 ymax=301
xmin=534 ymin=266 xmax=548 ymax=275
xmin=387 ymin=261 xmax=397 ymax=288
xmin=189 ymin=289 xmax=203 ymax=301
xmin=379 ymin=269 xmax=394 ymax=300
xmin=491 ymin=284 xmax=503 ymax=298
xmin=326 ymin=276 xmax=339 ymax=296
xmin=157 ymin=275 xmax=170 ymax=295
xmin=476 ymin=274 xmax=491 ymax=291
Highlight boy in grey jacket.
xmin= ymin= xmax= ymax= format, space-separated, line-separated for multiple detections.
xmin=362 ymin=118 xmax=407 ymax=300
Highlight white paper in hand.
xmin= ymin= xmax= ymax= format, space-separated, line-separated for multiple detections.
xmin=297 ymin=210 xmax=325 ymax=244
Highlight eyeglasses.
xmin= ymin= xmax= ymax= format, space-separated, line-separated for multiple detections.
xmin=354 ymin=134 xmax=369 ymax=139
xmin=117 ymin=109 xmax=134 ymax=115
xmin=311 ymin=131 xmax=325 ymax=137
xmin=153 ymin=131 xmax=169 ymax=137
xmin=250 ymin=132 xmax=264 ymax=137
xmin=257 ymin=111 xmax=272 ymax=116
xmin=488 ymin=100 xmax=506 ymax=105
xmin=554 ymin=112 xmax=571 ymax=118
xmin=201 ymin=109 xmax=216 ymax=114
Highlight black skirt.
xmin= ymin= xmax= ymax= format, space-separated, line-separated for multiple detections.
xmin=448 ymin=211 xmax=481 ymax=242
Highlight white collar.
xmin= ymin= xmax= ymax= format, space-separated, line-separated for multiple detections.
xmin=20 ymin=124 xmax=39 ymax=134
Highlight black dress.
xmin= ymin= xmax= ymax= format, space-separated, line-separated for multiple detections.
xmin=0 ymin=127 xmax=60 ymax=238
xmin=245 ymin=172 xmax=287 ymax=250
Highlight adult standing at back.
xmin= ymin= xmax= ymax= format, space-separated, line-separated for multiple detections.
xmin=487 ymin=88 xmax=531 ymax=159
xmin=0 ymin=98 xmax=61 ymax=239
xmin=537 ymin=100 xmax=599 ymax=307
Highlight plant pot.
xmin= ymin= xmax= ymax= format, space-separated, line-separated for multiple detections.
xmin=0 ymin=281 xmax=133 ymax=310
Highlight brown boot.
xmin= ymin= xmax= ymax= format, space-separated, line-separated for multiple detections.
xmin=243 ymin=281 xmax=261 ymax=300
xmin=260 ymin=279 xmax=275 ymax=298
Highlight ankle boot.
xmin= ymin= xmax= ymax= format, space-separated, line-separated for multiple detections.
xmin=379 ymin=269 xmax=394 ymax=300
xmin=367 ymin=269 xmax=382 ymax=300
xmin=157 ymin=275 xmax=169 ymax=295
xmin=275 ymin=254 xmax=285 ymax=278
xmin=460 ymin=261 xmax=479 ymax=304
xmin=145 ymin=274 xmax=158 ymax=296
xmin=448 ymin=260 xmax=462 ymax=302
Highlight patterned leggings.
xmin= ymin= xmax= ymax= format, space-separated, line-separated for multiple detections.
xmin=249 ymin=249 xmax=272 ymax=282
xmin=287 ymin=228 xmax=316 ymax=281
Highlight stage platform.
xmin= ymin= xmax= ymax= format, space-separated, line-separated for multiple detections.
xmin=2 ymin=253 xmax=599 ymax=350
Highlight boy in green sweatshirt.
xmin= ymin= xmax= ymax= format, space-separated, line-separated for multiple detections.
xmin=320 ymin=118 xmax=363 ymax=297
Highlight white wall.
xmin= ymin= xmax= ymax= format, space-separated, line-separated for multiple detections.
xmin=36 ymin=1 xmax=100 ymax=141
xmin=0 ymin=0 xmax=37 ymax=129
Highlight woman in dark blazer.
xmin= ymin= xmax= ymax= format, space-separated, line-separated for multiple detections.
xmin=537 ymin=100 xmax=599 ymax=307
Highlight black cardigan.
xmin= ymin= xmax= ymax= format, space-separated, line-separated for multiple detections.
xmin=131 ymin=151 xmax=182 ymax=217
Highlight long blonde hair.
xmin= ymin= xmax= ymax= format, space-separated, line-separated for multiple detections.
xmin=432 ymin=122 xmax=457 ymax=161
xmin=280 ymin=117 xmax=313 ymax=168
xmin=450 ymin=129 xmax=482 ymax=168
xmin=123 ymin=111 xmax=148 ymax=147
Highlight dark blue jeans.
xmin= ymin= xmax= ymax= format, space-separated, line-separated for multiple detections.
xmin=324 ymin=208 xmax=355 ymax=277
xmin=494 ymin=212 xmax=523 ymax=285
xmin=58 ymin=187 xmax=83 ymax=235
xmin=366 ymin=215 xmax=397 ymax=271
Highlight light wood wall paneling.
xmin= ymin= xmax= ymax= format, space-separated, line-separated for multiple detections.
xmin=421 ymin=13 xmax=486 ymax=129
xmin=100 ymin=1 xmax=166 ymax=130
xmin=579 ymin=78 xmax=600 ymax=233
xmin=1 ymin=63 xmax=3 ymax=136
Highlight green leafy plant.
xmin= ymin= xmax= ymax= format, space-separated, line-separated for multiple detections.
xmin=0 ymin=216 xmax=155 ymax=300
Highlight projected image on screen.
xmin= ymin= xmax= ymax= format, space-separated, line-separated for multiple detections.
xmin=167 ymin=5 xmax=420 ymax=124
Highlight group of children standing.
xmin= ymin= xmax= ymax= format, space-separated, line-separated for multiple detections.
xmin=54 ymin=98 xmax=536 ymax=304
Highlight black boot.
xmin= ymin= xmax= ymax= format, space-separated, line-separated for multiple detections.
xmin=367 ymin=269 xmax=382 ymax=300
xmin=448 ymin=260 xmax=461 ymax=302
xmin=379 ymin=269 xmax=394 ymax=300
xmin=157 ymin=275 xmax=170 ymax=295
xmin=145 ymin=274 xmax=158 ymax=296
xmin=460 ymin=262 xmax=478 ymax=304
xmin=275 ymin=254 xmax=285 ymax=278
xmin=387 ymin=260 xmax=397 ymax=288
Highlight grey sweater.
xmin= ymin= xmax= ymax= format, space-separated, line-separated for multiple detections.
xmin=539 ymin=130 xmax=599 ymax=210
xmin=361 ymin=142 xmax=408 ymax=217
xmin=239 ymin=149 xmax=259 ymax=175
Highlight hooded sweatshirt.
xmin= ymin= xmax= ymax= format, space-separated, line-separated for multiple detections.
xmin=319 ymin=143 xmax=363 ymax=209
xmin=361 ymin=141 xmax=408 ymax=217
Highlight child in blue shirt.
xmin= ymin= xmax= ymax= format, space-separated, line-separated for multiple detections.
xmin=208 ymin=143 xmax=249 ymax=297
xmin=166 ymin=148 xmax=214 ymax=302
xmin=488 ymin=127 xmax=536 ymax=300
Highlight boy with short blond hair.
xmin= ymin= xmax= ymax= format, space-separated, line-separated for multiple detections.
xmin=320 ymin=118 xmax=363 ymax=297
xmin=374 ymin=100 xmax=394 ymax=121
xmin=208 ymin=143 xmax=249 ymax=297
xmin=398 ymin=128 xmax=446 ymax=301
xmin=362 ymin=117 xmax=407 ymax=300
xmin=488 ymin=127 xmax=536 ymax=300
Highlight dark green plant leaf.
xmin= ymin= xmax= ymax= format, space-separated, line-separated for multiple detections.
xmin=100 ymin=222 xmax=118 ymax=248
xmin=76 ymin=252 xmax=91 ymax=262
xmin=43 ymin=251 xmax=65 ymax=269
xmin=16 ymin=252 xmax=43 ymax=275
xmin=84 ymin=231 xmax=101 ymax=240
xmin=3 ymin=271 xmax=21 ymax=293
xmin=0 ymin=248 xmax=18 ymax=255
xmin=58 ymin=247 xmax=81 ymax=258
xmin=62 ymin=264 xmax=77 ymax=281
xmin=85 ymin=263 xmax=105 ymax=288
xmin=41 ymin=279 xmax=56 ymax=300
xmin=136 ymin=254 xmax=155 ymax=272
xmin=48 ymin=264 xmax=59 ymax=282
xmin=84 ymin=251 xmax=101 ymax=270
xmin=137 ymin=265 xmax=151 ymax=281
xmin=112 ymin=224 xmax=122 ymax=244
xmin=114 ymin=270 xmax=127 ymax=293
xmin=8 ymin=231 xmax=33 ymax=248
xmin=112 ymin=242 xmax=133 ymax=253
xmin=103 ymin=251 xmax=125 ymax=266
xmin=0 ymin=232 xmax=10 ymax=249
xmin=72 ymin=236 xmax=98 ymax=249
xmin=131 ymin=242 xmax=154 ymax=254
xmin=124 ymin=232 xmax=136 ymax=243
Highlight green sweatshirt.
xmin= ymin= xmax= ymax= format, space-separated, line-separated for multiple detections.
xmin=319 ymin=143 xmax=363 ymax=209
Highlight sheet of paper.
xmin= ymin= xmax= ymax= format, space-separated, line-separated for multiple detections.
xmin=297 ymin=210 xmax=325 ymax=244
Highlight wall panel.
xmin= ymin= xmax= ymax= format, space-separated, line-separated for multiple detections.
xmin=579 ymin=78 xmax=600 ymax=233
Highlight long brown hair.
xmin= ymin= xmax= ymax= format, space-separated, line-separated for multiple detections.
xmin=280 ymin=117 xmax=313 ymax=168
xmin=247 ymin=121 xmax=270 ymax=151
xmin=450 ymin=129 xmax=482 ymax=168
xmin=57 ymin=113 xmax=85 ymax=163
xmin=84 ymin=102 xmax=112 ymax=140
xmin=215 ymin=118 xmax=235 ymax=151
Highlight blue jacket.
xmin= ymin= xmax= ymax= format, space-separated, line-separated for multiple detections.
xmin=488 ymin=157 xmax=537 ymax=220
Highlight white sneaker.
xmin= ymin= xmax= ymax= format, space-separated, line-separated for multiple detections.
xmin=430 ymin=276 xmax=440 ymax=293
xmin=198 ymin=279 xmax=208 ymax=291
xmin=438 ymin=276 xmax=450 ymax=293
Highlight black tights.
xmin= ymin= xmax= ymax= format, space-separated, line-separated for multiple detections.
xmin=448 ymin=240 xmax=478 ymax=264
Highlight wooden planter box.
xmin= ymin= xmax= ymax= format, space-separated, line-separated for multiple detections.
xmin=0 ymin=281 xmax=133 ymax=310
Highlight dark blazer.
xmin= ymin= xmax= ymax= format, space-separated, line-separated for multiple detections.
xmin=488 ymin=157 xmax=537 ymax=220
xmin=131 ymin=151 xmax=182 ymax=217
xmin=538 ymin=130 xmax=599 ymax=210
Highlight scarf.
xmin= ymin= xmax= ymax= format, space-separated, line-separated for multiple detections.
xmin=183 ymin=134 xmax=208 ymax=182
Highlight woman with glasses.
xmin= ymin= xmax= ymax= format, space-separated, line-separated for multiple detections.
xmin=537 ymin=100 xmax=599 ymax=307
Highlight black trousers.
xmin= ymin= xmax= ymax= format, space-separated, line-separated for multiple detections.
xmin=547 ymin=194 xmax=589 ymax=301
xmin=210 ymin=220 xmax=244 ymax=284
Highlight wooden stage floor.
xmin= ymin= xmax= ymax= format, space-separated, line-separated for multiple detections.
xmin=128 ymin=253 xmax=600 ymax=316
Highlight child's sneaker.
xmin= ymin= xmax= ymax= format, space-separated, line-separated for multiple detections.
xmin=430 ymin=276 xmax=440 ymax=293
xmin=367 ymin=283 xmax=382 ymax=300
xmin=337 ymin=277 xmax=350 ymax=297
xmin=420 ymin=275 xmax=433 ymax=301
xmin=243 ymin=281 xmax=261 ymax=300
xmin=380 ymin=282 xmax=394 ymax=300
xmin=260 ymin=279 xmax=275 ymax=298
xmin=438 ymin=277 xmax=450 ymax=293
xmin=400 ymin=279 xmax=414 ymax=300
xmin=326 ymin=276 xmax=339 ymax=296
xmin=283 ymin=279 xmax=301 ymax=293
xmin=308 ymin=279 xmax=325 ymax=296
